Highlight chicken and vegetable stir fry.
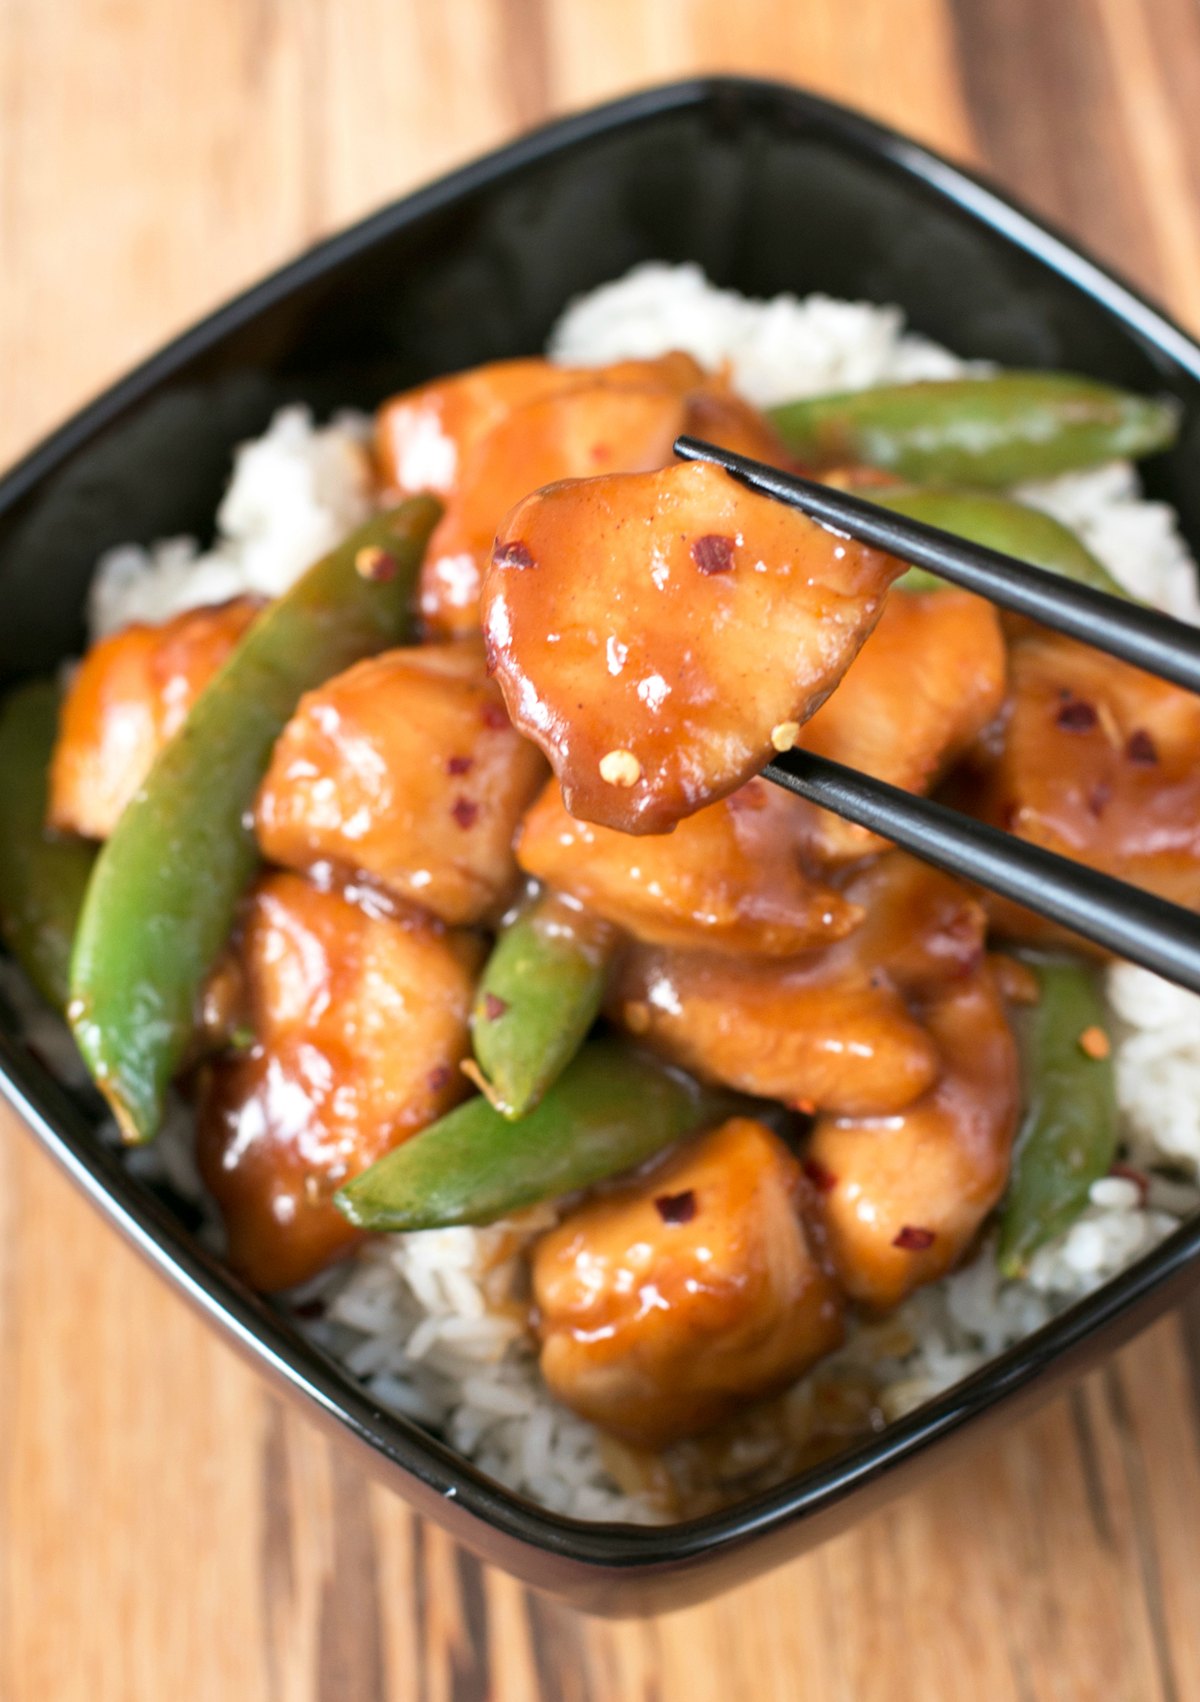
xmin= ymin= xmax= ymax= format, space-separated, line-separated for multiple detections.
xmin=0 ymin=350 xmax=1189 ymax=1454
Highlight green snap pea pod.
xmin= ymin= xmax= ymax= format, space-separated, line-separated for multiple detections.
xmin=997 ymin=958 xmax=1118 ymax=1278
xmin=0 ymin=680 xmax=96 ymax=1008
xmin=470 ymin=889 xmax=617 ymax=1120
xmin=336 ymin=1040 xmax=731 ymax=1232
xmin=69 ymin=497 xmax=441 ymax=1144
xmin=768 ymin=372 xmax=1180 ymax=487
xmin=862 ymin=485 xmax=1130 ymax=598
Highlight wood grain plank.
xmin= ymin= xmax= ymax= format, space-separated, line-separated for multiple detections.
xmin=0 ymin=0 xmax=310 ymax=467
xmin=0 ymin=1129 xmax=275 ymax=1700
xmin=947 ymin=0 xmax=1166 ymax=292
xmin=313 ymin=0 xmax=533 ymax=239
xmin=1100 ymin=0 xmax=1200 ymax=322
xmin=546 ymin=0 xmax=978 ymax=158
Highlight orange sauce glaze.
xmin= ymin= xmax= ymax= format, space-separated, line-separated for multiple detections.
xmin=533 ymin=1116 xmax=845 ymax=1448
xmin=484 ymin=459 xmax=905 ymax=834
xmin=255 ymin=639 xmax=546 ymax=926
xmin=196 ymin=872 xmax=480 ymax=1292
xmin=49 ymin=596 xmax=263 ymax=839
xmin=375 ymin=352 xmax=790 ymax=637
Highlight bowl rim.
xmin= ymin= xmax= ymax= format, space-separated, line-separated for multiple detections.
xmin=4 ymin=72 xmax=1200 ymax=1580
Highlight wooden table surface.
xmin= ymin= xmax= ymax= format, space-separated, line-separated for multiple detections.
xmin=5 ymin=1 xmax=1200 ymax=1696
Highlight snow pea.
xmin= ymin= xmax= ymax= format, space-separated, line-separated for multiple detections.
xmin=866 ymin=485 xmax=1129 ymax=598
xmin=69 ymin=496 xmax=441 ymax=1143
xmin=997 ymin=957 xmax=1118 ymax=1277
xmin=470 ymin=888 xmax=617 ymax=1119
xmin=336 ymin=1040 xmax=729 ymax=1231
xmin=769 ymin=372 xmax=1180 ymax=487
xmin=0 ymin=679 xmax=96 ymax=1008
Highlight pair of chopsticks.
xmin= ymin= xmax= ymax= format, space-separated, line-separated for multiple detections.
xmin=674 ymin=435 xmax=1200 ymax=996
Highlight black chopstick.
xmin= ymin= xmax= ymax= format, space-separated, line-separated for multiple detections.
xmin=675 ymin=436 xmax=1200 ymax=696
xmin=768 ymin=748 xmax=1200 ymax=995
xmin=666 ymin=435 xmax=1200 ymax=988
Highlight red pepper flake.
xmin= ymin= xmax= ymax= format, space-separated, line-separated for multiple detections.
xmin=493 ymin=539 xmax=536 ymax=571
xmin=483 ymin=992 xmax=509 ymax=1021
xmin=481 ymin=701 xmax=509 ymax=730
xmin=1126 ymin=728 xmax=1159 ymax=765
xmin=1087 ymin=781 xmax=1112 ymax=820
xmin=1109 ymin=1160 xmax=1150 ymax=1205
xmin=355 ymin=545 xmax=399 ymax=582
xmin=1056 ymin=697 xmax=1098 ymax=731
xmin=803 ymin=1156 xmax=837 ymax=1193
xmin=655 ymin=1189 xmax=697 ymax=1225
xmin=451 ymin=796 xmax=479 ymax=829
xmin=792 ymin=1097 xmax=817 ymax=1117
xmin=427 ymin=1065 xmax=451 ymax=1092
xmin=1078 ymin=1024 xmax=1111 ymax=1060
xmin=690 ymin=533 xmax=736 ymax=576
xmin=893 ymin=1225 xmax=936 ymax=1252
xmin=446 ymin=754 xmax=473 ymax=776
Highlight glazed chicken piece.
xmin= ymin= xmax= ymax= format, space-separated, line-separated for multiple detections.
xmin=377 ymin=353 xmax=790 ymax=635
xmin=376 ymin=353 xmax=709 ymax=498
xmin=607 ymin=853 xmax=984 ymax=1117
xmin=516 ymin=775 xmax=862 ymax=955
xmin=681 ymin=380 xmax=797 ymax=464
xmin=196 ymin=872 xmax=478 ymax=1292
xmin=783 ymin=853 xmax=1019 ymax=1309
xmin=806 ymin=963 xmax=1019 ymax=1310
xmin=800 ymin=587 xmax=1007 ymax=862
xmin=533 ymin=1117 xmax=845 ymax=1448
xmin=608 ymin=947 xmax=939 ymax=1117
xmin=483 ymin=459 xmax=905 ymax=833
xmin=376 ymin=357 xmax=580 ymax=498
xmin=255 ymin=641 xmax=546 ymax=927
xmin=967 ymin=631 xmax=1200 ymax=936
xmin=49 ymin=596 xmax=262 ymax=838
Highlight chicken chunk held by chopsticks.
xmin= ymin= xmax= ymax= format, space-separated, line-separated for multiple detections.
xmin=482 ymin=460 xmax=906 ymax=834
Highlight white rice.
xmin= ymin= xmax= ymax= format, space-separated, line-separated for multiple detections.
xmin=1018 ymin=463 xmax=1200 ymax=623
xmin=547 ymin=261 xmax=976 ymax=405
xmin=28 ymin=262 xmax=1200 ymax=1522
xmin=87 ymin=406 xmax=375 ymax=640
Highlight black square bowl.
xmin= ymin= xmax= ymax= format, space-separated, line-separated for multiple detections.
xmin=4 ymin=77 xmax=1200 ymax=1615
